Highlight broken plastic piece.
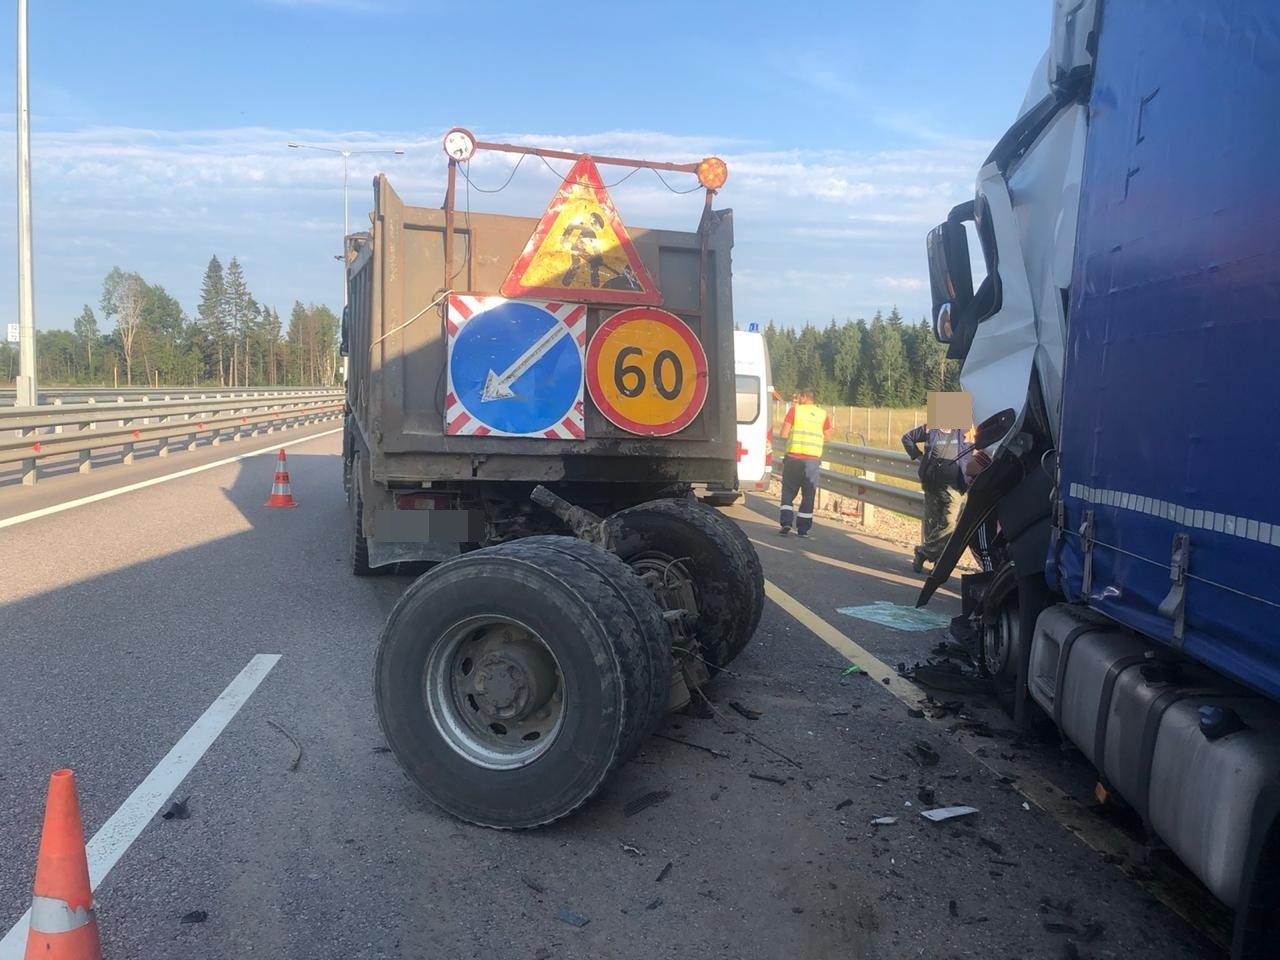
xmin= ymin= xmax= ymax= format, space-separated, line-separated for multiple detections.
xmin=871 ymin=816 xmax=898 ymax=825
xmin=161 ymin=796 xmax=191 ymax=821
xmin=557 ymin=907 xmax=590 ymax=927
xmin=624 ymin=789 xmax=672 ymax=817
xmin=841 ymin=664 xmax=862 ymax=676
xmin=180 ymin=910 xmax=208 ymax=924
xmin=919 ymin=805 xmax=979 ymax=822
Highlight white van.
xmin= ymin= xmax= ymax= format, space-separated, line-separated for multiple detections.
xmin=703 ymin=327 xmax=773 ymax=506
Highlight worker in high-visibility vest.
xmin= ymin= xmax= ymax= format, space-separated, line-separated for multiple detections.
xmin=778 ymin=387 xmax=833 ymax=538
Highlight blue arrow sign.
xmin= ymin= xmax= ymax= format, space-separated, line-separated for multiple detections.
xmin=448 ymin=299 xmax=584 ymax=437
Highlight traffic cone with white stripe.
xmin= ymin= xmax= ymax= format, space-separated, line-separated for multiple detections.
xmin=265 ymin=448 xmax=298 ymax=508
xmin=24 ymin=769 xmax=103 ymax=960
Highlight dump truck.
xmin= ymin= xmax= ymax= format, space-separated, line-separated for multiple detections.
xmin=341 ymin=134 xmax=760 ymax=828
xmin=919 ymin=2 xmax=1280 ymax=955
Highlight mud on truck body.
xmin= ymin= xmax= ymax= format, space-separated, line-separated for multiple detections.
xmin=918 ymin=2 xmax=1280 ymax=955
xmin=342 ymin=136 xmax=760 ymax=828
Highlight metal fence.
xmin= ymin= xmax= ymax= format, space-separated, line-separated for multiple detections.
xmin=0 ymin=386 xmax=332 ymax=407
xmin=1 ymin=390 xmax=345 ymax=486
xmin=772 ymin=433 xmax=926 ymax=519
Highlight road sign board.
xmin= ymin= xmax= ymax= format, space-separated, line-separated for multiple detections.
xmin=586 ymin=307 xmax=708 ymax=437
xmin=446 ymin=295 xmax=587 ymax=439
xmin=500 ymin=156 xmax=660 ymax=306
xmin=5 ymin=323 xmax=17 ymax=343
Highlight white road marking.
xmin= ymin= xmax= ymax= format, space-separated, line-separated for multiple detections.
xmin=0 ymin=654 xmax=282 ymax=958
xmin=0 ymin=427 xmax=342 ymax=530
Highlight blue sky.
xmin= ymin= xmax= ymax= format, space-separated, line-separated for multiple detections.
xmin=0 ymin=0 xmax=1050 ymax=336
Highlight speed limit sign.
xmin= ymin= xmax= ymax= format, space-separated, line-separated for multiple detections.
xmin=586 ymin=307 xmax=709 ymax=436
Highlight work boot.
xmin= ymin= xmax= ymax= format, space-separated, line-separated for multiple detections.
xmin=912 ymin=547 xmax=927 ymax=573
xmin=778 ymin=526 xmax=792 ymax=536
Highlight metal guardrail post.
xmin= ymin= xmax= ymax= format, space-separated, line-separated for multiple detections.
xmin=862 ymin=471 xmax=875 ymax=527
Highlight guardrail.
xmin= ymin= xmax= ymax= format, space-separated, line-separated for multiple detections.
xmin=0 ymin=386 xmax=335 ymax=407
xmin=1 ymin=390 xmax=345 ymax=486
xmin=773 ymin=434 xmax=926 ymax=520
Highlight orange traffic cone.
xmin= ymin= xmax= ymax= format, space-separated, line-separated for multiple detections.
xmin=24 ymin=769 xmax=103 ymax=960
xmin=264 ymin=449 xmax=298 ymax=508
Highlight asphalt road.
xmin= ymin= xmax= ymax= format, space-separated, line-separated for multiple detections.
xmin=0 ymin=439 xmax=1223 ymax=959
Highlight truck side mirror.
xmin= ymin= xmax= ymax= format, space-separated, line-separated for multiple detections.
xmin=340 ymin=305 xmax=350 ymax=358
xmin=927 ymin=203 xmax=976 ymax=344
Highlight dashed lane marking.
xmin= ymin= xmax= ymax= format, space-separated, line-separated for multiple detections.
xmin=0 ymin=427 xmax=342 ymax=530
xmin=0 ymin=654 xmax=282 ymax=958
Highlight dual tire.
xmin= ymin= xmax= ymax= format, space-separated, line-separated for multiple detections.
xmin=373 ymin=499 xmax=763 ymax=829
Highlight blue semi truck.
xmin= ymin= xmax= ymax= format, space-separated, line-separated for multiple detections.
xmin=920 ymin=1 xmax=1280 ymax=954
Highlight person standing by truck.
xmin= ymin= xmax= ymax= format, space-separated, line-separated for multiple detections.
xmin=778 ymin=387 xmax=832 ymax=538
xmin=903 ymin=422 xmax=965 ymax=572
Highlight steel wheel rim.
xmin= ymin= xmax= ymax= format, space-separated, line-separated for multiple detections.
xmin=424 ymin=615 xmax=565 ymax=770
xmin=628 ymin=551 xmax=699 ymax=618
xmin=984 ymin=601 xmax=1018 ymax=680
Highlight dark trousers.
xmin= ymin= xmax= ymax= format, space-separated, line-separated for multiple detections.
xmin=779 ymin=457 xmax=820 ymax=533
xmin=918 ymin=483 xmax=954 ymax=562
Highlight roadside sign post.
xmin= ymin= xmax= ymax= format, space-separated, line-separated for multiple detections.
xmin=14 ymin=0 xmax=37 ymax=407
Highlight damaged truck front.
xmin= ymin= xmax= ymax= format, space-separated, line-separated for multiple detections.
xmin=343 ymin=135 xmax=761 ymax=829
xmin=920 ymin=2 xmax=1280 ymax=956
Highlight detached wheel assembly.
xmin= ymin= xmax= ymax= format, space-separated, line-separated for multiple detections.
xmin=605 ymin=498 xmax=762 ymax=672
xmin=374 ymin=536 xmax=670 ymax=829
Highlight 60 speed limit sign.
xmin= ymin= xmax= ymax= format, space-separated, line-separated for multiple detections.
xmin=586 ymin=307 xmax=709 ymax=436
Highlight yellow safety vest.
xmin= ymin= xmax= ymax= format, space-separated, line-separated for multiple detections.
xmin=786 ymin=404 xmax=827 ymax=458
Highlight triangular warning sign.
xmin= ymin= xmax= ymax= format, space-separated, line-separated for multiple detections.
xmin=501 ymin=156 xmax=661 ymax=305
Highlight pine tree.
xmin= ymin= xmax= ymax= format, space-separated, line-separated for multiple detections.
xmin=224 ymin=258 xmax=251 ymax=387
xmin=73 ymin=305 xmax=99 ymax=382
xmin=197 ymin=256 xmax=228 ymax=385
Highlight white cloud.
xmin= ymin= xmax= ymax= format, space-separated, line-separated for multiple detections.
xmin=0 ymin=123 xmax=990 ymax=332
xmin=878 ymin=276 xmax=927 ymax=290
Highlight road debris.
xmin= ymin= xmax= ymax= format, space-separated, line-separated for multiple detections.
xmin=841 ymin=664 xmax=863 ymax=677
xmin=265 ymin=719 xmax=302 ymax=771
xmin=1023 ymin=801 xmax=1032 ymax=811
xmin=656 ymin=861 xmax=673 ymax=883
xmin=869 ymin=773 xmax=892 ymax=783
xmin=872 ymin=816 xmax=898 ymax=826
xmin=748 ymin=772 xmax=788 ymax=785
xmin=557 ymin=907 xmax=590 ymax=928
xmin=977 ymin=836 xmax=1003 ymax=855
xmin=645 ymin=897 xmax=663 ymax=911
xmin=908 ymin=740 xmax=940 ymax=767
xmin=521 ymin=875 xmax=546 ymax=894
xmin=835 ymin=799 xmax=853 ymax=811
xmin=1043 ymin=920 xmax=1080 ymax=935
xmin=729 ymin=701 xmax=762 ymax=720
xmin=620 ymin=841 xmax=645 ymax=856
xmin=180 ymin=910 xmax=208 ymax=924
xmin=624 ymin=790 xmax=672 ymax=817
xmin=919 ymin=805 xmax=979 ymax=822
xmin=916 ymin=786 xmax=936 ymax=805
xmin=652 ymin=732 xmax=729 ymax=759
xmin=694 ymin=688 xmax=801 ymax=768
xmin=161 ymin=795 xmax=191 ymax=821
xmin=948 ymin=899 xmax=959 ymax=917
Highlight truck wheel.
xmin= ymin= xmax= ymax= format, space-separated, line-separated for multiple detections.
xmin=374 ymin=536 xmax=669 ymax=829
xmin=350 ymin=466 xmax=375 ymax=577
xmin=604 ymin=498 xmax=760 ymax=671
xmin=691 ymin=499 xmax=766 ymax=648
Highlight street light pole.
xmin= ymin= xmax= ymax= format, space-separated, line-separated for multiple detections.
xmin=287 ymin=142 xmax=403 ymax=383
xmin=14 ymin=0 xmax=37 ymax=407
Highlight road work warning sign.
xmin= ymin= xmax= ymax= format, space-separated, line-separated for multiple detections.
xmin=501 ymin=156 xmax=660 ymax=305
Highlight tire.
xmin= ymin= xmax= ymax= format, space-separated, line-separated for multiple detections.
xmin=604 ymin=498 xmax=761 ymax=671
xmin=350 ymin=468 xmax=374 ymax=578
xmin=702 ymin=492 xmax=741 ymax=507
xmin=374 ymin=536 xmax=669 ymax=829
